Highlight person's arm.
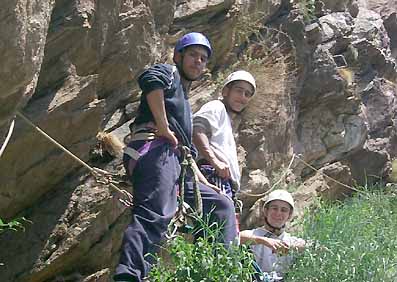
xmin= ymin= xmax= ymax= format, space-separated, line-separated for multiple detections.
xmin=191 ymin=160 xmax=221 ymax=193
xmin=240 ymin=230 xmax=290 ymax=254
xmin=288 ymin=237 xmax=307 ymax=252
xmin=146 ymin=89 xmax=178 ymax=146
xmin=193 ymin=125 xmax=231 ymax=179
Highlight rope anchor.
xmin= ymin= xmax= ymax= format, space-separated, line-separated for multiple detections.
xmin=16 ymin=111 xmax=134 ymax=207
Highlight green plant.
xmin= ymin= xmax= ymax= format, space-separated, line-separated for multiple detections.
xmin=292 ymin=0 xmax=317 ymax=22
xmin=0 ymin=217 xmax=28 ymax=233
xmin=148 ymin=214 xmax=258 ymax=281
xmin=286 ymin=189 xmax=397 ymax=281
xmin=0 ymin=217 xmax=29 ymax=266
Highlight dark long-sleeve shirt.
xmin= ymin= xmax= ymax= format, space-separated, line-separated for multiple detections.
xmin=133 ymin=63 xmax=193 ymax=148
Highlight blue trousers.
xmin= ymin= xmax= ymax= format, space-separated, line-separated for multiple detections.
xmin=114 ymin=141 xmax=237 ymax=282
xmin=199 ymin=164 xmax=234 ymax=198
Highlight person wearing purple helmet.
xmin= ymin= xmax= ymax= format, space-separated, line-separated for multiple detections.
xmin=113 ymin=32 xmax=237 ymax=282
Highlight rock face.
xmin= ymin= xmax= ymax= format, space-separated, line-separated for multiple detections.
xmin=0 ymin=0 xmax=396 ymax=281
xmin=0 ymin=1 xmax=55 ymax=131
xmin=294 ymin=6 xmax=396 ymax=181
xmin=357 ymin=0 xmax=397 ymax=57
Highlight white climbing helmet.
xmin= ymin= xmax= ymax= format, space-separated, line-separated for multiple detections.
xmin=223 ymin=70 xmax=256 ymax=94
xmin=264 ymin=189 xmax=295 ymax=211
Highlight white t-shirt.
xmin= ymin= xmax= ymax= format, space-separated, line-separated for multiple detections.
xmin=193 ymin=100 xmax=240 ymax=188
xmin=246 ymin=228 xmax=305 ymax=274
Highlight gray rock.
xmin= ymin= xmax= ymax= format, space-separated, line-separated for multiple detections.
xmin=321 ymin=0 xmax=355 ymax=13
xmin=384 ymin=12 xmax=397 ymax=58
xmin=0 ymin=74 xmax=103 ymax=219
xmin=0 ymin=1 xmax=55 ymax=128
xmin=1 ymin=1 xmax=397 ymax=280
xmin=319 ymin=12 xmax=354 ymax=42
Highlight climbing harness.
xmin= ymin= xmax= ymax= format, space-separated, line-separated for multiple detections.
xmin=15 ymin=111 xmax=134 ymax=207
xmin=16 ymin=109 xmax=204 ymax=238
xmin=123 ymin=130 xmax=204 ymax=239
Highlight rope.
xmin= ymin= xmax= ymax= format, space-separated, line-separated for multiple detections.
xmin=166 ymin=146 xmax=203 ymax=239
xmin=240 ymin=154 xmax=296 ymax=198
xmin=294 ymin=154 xmax=364 ymax=194
xmin=188 ymin=153 xmax=203 ymax=217
xmin=16 ymin=111 xmax=204 ymax=237
xmin=16 ymin=111 xmax=134 ymax=206
xmin=0 ymin=117 xmax=15 ymax=158
xmin=240 ymin=153 xmax=364 ymax=198
xmin=177 ymin=146 xmax=203 ymax=216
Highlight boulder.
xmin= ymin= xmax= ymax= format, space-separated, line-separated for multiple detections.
xmin=0 ymin=1 xmax=54 ymax=129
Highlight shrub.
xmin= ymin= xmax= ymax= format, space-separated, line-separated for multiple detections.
xmin=148 ymin=215 xmax=258 ymax=281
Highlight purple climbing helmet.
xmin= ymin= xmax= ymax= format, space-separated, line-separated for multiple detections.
xmin=174 ymin=32 xmax=212 ymax=58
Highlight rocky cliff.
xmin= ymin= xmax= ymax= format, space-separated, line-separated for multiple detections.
xmin=0 ymin=0 xmax=396 ymax=281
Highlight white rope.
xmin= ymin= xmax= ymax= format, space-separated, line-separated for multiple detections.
xmin=0 ymin=117 xmax=15 ymax=158
xmin=240 ymin=154 xmax=296 ymax=198
xmin=294 ymin=154 xmax=364 ymax=194
xmin=240 ymin=153 xmax=363 ymax=198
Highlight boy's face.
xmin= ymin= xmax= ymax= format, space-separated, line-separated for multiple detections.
xmin=174 ymin=45 xmax=208 ymax=81
xmin=222 ymin=81 xmax=254 ymax=113
xmin=264 ymin=200 xmax=292 ymax=228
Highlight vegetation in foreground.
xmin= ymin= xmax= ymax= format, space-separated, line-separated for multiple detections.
xmin=148 ymin=215 xmax=257 ymax=282
xmin=287 ymin=188 xmax=397 ymax=282
xmin=148 ymin=188 xmax=397 ymax=281
xmin=0 ymin=217 xmax=28 ymax=266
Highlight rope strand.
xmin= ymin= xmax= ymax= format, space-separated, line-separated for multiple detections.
xmin=16 ymin=111 xmax=133 ymax=206
xmin=0 ymin=117 xmax=15 ymax=158
xmin=240 ymin=153 xmax=363 ymax=198
xmin=240 ymin=154 xmax=296 ymax=198
xmin=294 ymin=154 xmax=364 ymax=194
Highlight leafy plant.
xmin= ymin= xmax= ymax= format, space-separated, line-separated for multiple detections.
xmin=0 ymin=217 xmax=28 ymax=233
xmin=148 ymin=214 xmax=258 ymax=281
xmin=286 ymin=189 xmax=397 ymax=281
xmin=0 ymin=217 xmax=29 ymax=266
xmin=292 ymin=0 xmax=317 ymax=22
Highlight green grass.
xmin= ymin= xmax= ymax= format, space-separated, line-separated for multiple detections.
xmin=148 ymin=189 xmax=397 ymax=281
xmin=148 ymin=214 xmax=257 ymax=282
xmin=286 ymin=189 xmax=397 ymax=282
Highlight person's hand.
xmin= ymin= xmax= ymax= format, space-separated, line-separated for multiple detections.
xmin=204 ymin=182 xmax=222 ymax=194
xmin=212 ymin=159 xmax=231 ymax=179
xmin=290 ymin=238 xmax=307 ymax=252
xmin=156 ymin=127 xmax=178 ymax=146
xmin=262 ymin=238 xmax=290 ymax=254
